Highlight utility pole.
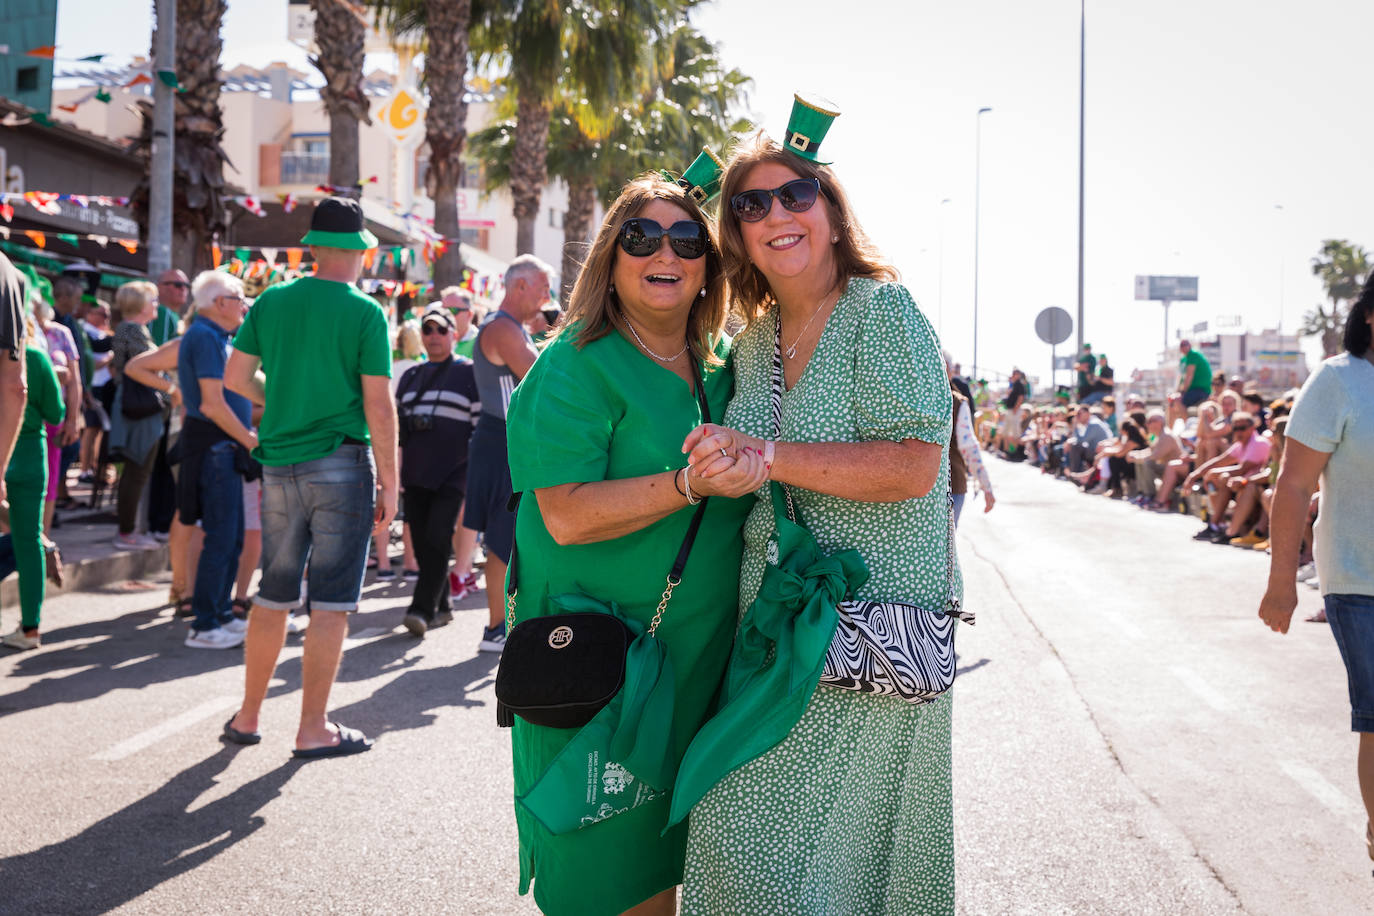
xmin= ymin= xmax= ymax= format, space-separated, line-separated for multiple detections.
xmin=1075 ymin=0 xmax=1087 ymax=356
xmin=973 ymin=108 xmax=992 ymax=381
xmin=147 ymin=0 xmax=176 ymax=276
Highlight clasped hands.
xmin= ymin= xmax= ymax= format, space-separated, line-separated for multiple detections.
xmin=680 ymin=423 xmax=770 ymax=498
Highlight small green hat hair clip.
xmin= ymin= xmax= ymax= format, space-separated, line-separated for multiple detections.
xmin=784 ymin=93 xmax=840 ymax=164
xmin=662 ymin=147 xmax=725 ymax=204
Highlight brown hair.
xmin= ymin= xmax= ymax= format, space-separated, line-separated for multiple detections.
xmin=717 ymin=131 xmax=897 ymax=323
xmin=554 ymin=174 xmax=727 ymax=366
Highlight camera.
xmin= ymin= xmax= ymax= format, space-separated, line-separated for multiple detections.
xmin=399 ymin=412 xmax=433 ymax=447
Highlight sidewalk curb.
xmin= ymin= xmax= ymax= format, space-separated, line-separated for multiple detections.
xmin=2 ymin=544 xmax=171 ymax=608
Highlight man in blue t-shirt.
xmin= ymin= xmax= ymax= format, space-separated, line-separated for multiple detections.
xmin=178 ymin=272 xmax=257 ymax=650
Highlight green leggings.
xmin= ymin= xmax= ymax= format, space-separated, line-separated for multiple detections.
xmin=6 ymin=436 xmax=49 ymax=630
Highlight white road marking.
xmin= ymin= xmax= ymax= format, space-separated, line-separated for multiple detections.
xmin=1279 ymin=759 xmax=1364 ymax=823
xmin=91 ymin=697 xmax=238 ymax=762
xmin=1169 ymin=666 xmax=1231 ymax=712
xmin=349 ymin=626 xmax=390 ymax=640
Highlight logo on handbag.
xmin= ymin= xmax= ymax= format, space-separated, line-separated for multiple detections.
xmin=548 ymin=625 xmax=574 ymax=649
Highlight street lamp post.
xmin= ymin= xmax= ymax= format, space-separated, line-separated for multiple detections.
xmin=1274 ymin=203 xmax=1286 ymax=333
xmin=1075 ymin=0 xmax=1086 ymax=356
xmin=973 ymin=108 xmax=992 ymax=382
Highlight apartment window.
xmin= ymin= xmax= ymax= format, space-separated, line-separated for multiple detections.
xmin=16 ymin=67 xmax=39 ymax=92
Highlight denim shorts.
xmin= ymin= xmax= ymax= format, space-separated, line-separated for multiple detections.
xmin=257 ymin=445 xmax=375 ymax=612
xmin=1325 ymin=593 xmax=1374 ymax=733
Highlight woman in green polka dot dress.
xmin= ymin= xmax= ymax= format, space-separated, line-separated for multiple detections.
xmin=676 ymin=110 xmax=958 ymax=914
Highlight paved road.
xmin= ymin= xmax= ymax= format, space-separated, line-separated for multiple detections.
xmin=0 ymin=461 xmax=1363 ymax=915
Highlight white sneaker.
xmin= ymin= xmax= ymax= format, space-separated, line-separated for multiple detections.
xmin=286 ymin=613 xmax=309 ymax=636
xmin=1305 ymin=576 xmax=1322 ymax=590
xmin=150 ymin=531 xmax=170 ymax=544
xmin=185 ymin=626 xmax=245 ymax=649
xmin=1 ymin=627 xmax=40 ymax=650
xmin=113 ymin=532 xmax=159 ymax=551
xmin=221 ymin=616 xmax=248 ymax=635
xmin=1295 ymin=563 xmax=1316 ymax=582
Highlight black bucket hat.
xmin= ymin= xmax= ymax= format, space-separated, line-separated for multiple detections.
xmin=301 ymin=197 xmax=379 ymax=251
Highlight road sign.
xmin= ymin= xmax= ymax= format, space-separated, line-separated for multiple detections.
xmin=1134 ymin=275 xmax=1199 ymax=301
xmin=1053 ymin=355 xmax=1075 ymax=370
xmin=1035 ymin=306 xmax=1073 ymax=345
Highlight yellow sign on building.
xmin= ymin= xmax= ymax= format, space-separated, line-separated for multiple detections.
xmin=374 ymin=85 xmax=425 ymax=147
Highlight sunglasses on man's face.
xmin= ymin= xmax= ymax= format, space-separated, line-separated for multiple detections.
xmin=162 ymin=281 xmax=190 ymax=290
xmin=617 ymin=218 xmax=709 ymax=260
xmin=729 ymin=177 xmax=822 ymax=223
xmin=422 ymin=323 xmax=451 ymax=336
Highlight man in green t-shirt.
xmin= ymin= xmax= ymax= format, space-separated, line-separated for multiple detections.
xmin=150 ymin=269 xmax=190 ymax=345
xmin=223 ymin=197 xmax=397 ymax=760
xmin=1178 ymin=339 xmax=1213 ymax=407
xmin=440 ymin=286 xmax=478 ymax=359
xmin=1074 ymin=343 xmax=1096 ymax=401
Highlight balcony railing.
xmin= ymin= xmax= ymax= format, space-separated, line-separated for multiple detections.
xmin=280 ymin=151 xmax=330 ymax=186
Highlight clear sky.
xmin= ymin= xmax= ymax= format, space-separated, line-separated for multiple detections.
xmin=54 ymin=0 xmax=1374 ymax=384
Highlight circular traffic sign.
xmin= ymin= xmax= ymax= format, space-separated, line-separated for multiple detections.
xmin=1034 ymin=306 xmax=1073 ymax=345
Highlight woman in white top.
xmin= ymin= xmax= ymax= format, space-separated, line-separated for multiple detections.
xmin=1259 ymin=277 xmax=1374 ymax=860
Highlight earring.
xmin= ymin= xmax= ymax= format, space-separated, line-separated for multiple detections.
xmin=608 ymin=283 xmax=615 ymax=294
xmin=831 ymin=234 xmax=839 ymax=244
xmin=699 ymin=287 xmax=707 ymax=299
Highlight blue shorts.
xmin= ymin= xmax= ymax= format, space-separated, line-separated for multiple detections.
xmin=1325 ymin=593 xmax=1374 ymax=733
xmin=463 ymin=417 xmax=515 ymax=564
xmin=257 ymin=444 xmax=375 ymax=612
xmin=1181 ymin=388 xmax=1208 ymax=408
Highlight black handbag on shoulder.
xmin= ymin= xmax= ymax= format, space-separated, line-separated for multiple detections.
xmin=120 ymin=378 xmax=167 ymax=420
xmin=494 ymin=368 xmax=712 ymax=730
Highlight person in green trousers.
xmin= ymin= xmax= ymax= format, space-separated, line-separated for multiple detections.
xmin=2 ymin=343 xmax=65 ymax=650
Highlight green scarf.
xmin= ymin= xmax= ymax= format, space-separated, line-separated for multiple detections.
xmin=516 ymin=592 xmax=679 ymax=835
xmin=667 ymin=482 xmax=868 ymax=828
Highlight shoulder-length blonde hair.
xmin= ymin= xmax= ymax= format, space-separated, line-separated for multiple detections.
xmin=718 ymin=131 xmax=897 ymax=324
xmin=115 ymin=280 xmax=158 ymax=320
xmin=556 ymin=173 xmax=727 ymax=366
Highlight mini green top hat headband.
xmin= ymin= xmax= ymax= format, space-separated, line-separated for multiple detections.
xmin=785 ymin=93 xmax=840 ymax=164
xmin=661 ymin=147 xmax=725 ymax=204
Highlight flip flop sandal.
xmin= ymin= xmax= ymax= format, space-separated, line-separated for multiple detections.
xmin=222 ymin=715 xmax=261 ymax=745
xmin=292 ymin=723 xmax=373 ymax=760
xmin=175 ymin=598 xmax=194 ymax=618
xmin=232 ymin=597 xmax=252 ymax=615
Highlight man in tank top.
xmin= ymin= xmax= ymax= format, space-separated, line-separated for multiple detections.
xmin=465 ymin=255 xmax=550 ymax=654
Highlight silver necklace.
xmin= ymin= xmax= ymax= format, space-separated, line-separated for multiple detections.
xmin=783 ymin=287 xmax=839 ymax=359
xmin=623 ymin=315 xmax=687 ymax=362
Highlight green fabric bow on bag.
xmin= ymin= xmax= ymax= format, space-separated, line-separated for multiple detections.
xmin=667 ymin=482 xmax=868 ymax=828
xmin=517 ymin=593 xmax=679 ymax=835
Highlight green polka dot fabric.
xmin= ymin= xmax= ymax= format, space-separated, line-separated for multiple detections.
xmin=682 ymin=277 xmax=957 ymax=914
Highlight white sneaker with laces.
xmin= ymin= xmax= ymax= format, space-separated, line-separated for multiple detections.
xmin=1 ymin=627 xmax=40 ymax=650
xmin=222 ymin=616 xmax=248 ymax=635
xmin=286 ymin=614 xmax=309 ymax=636
xmin=185 ymin=626 xmax=245 ymax=650
xmin=1296 ymin=562 xmax=1316 ymax=582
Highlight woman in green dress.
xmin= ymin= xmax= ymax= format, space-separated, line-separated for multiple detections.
xmin=2 ymin=334 xmax=66 ymax=650
xmin=677 ymin=105 xmax=958 ymax=913
xmin=504 ymin=173 xmax=769 ymax=916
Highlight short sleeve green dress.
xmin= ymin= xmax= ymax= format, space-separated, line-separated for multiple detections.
xmin=681 ymin=278 xmax=960 ymax=915
xmin=505 ymin=326 xmax=755 ymax=916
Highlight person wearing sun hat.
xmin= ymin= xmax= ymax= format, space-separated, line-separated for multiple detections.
xmin=667 ymin=94 xmax=958 ymax=913
xmin=221 ymin=196 xmax=397 ymax=759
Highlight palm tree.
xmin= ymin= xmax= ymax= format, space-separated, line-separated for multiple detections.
xmin=130 ymin=0 xmax=232 ymax=274
xmin=1304 ymin=239 xmax=1370 ymax=356
xmin=375 ymin=0 xmax=473 ymax=288
xmin=471 ymin=0 xmax=688 ymax=255
xmin=310 ymin=0 xmax=371 ymax=190
xmin=469 ymin=22 xmax=751 ymax=298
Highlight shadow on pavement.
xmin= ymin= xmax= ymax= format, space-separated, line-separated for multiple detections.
xmin=956 ymin=657 xmax=991 ymax=678
xmin=0 ymin=604 xmax=243 ymax=720
xmin=328 ymin=650 xmax=500 ymax=740
xmin=0 ymin=747 xmax=302 ymax=913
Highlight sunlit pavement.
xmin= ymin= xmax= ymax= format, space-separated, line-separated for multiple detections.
xmin=1 ymin=462 xmax=1364 ymax=914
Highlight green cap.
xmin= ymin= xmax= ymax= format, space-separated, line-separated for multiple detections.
xmin=676 ymin=147 xmax=725 ymax=204
xmin=784 ymin=93 xmax=840 ymax=164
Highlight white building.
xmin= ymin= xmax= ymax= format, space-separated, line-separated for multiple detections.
xmin=1134 ymin=328 xmax=1309 ymax=398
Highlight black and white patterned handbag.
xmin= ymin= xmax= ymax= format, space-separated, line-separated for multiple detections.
xmin=769 ymin=316 xmax=974 ymax=705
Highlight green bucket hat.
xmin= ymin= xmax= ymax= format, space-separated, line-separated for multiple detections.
xmin=784 ymin=93 xmax=840 ymax=164
xmin=668 ymin=147 xmax=725 ymax=205
xmin=300 ymin=197 xmax=379 ymax=250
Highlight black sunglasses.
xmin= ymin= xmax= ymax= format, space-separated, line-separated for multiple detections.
xmin=422 ymin=323 xmax=451 ymax=335
xmin=617 ymin=218 xmax=709 ymax=260
xmin=729 ymin=177 xmax=822 ymax=223
xmin=161 ymin=280 xmax=190 ymax=290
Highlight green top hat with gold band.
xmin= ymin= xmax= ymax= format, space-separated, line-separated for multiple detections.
xmin=661 ymin=146 xmax=725 ymax=205
xmin=784 ymin=93 xmax=840 ymax=164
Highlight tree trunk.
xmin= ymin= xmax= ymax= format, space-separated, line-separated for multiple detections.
xmin=560 ymin=177 xmax=598 ymax=304
xmin=511 ymin=78 xmax=551 ymax=255
xmin=175 ymin=0 xmax=228 ymax=275
xmin=425 ymin=0 xmax=470 ymax=289
xmin=310 ymin=0 xmax=370 ymax=191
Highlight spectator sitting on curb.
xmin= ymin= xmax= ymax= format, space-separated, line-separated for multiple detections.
xmin=1065 ymin=405 xmax=1112 ymax=477
xmin=1185 ymin=410 xmax=1270 ymax=543
xmin=1130 ymin=410 xmax=1183 ymax=507
xmin=1228 ymin=415 xmax=1289 ymax=551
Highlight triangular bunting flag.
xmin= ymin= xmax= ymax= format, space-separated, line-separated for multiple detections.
xmin=286 ymin=248 xmax=303 ymax=269
xmin=0 ymin=203 xmax=11 ymax=223
xmin=79 ymin=54 xmax=105 ymax=63
xmin=24 ymin=230 xmax=46 ymax=248
xmin=57 ymin=103 xmax=79 ymax=113
xmin=261 ymin=247 xmax=278 ymax=267
xmin=94 ymin=89 xmax=111 ymax=104
xmin=90 ymin=234 xmax=108 ymax=247
xmin=56 ymin=233 xmax=79 ymax=247
xmin=127 ymin=73 xmax=151 ymax=88
xmin=362 ymin=248 xmax=376 ymax=271
xmin=212 ymin=244 xmax=222 ymax=268
xmin=117 ymin=239 xmax=138 ymax=253
xmin=25 ymin=46 xmax=57 ymax=59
